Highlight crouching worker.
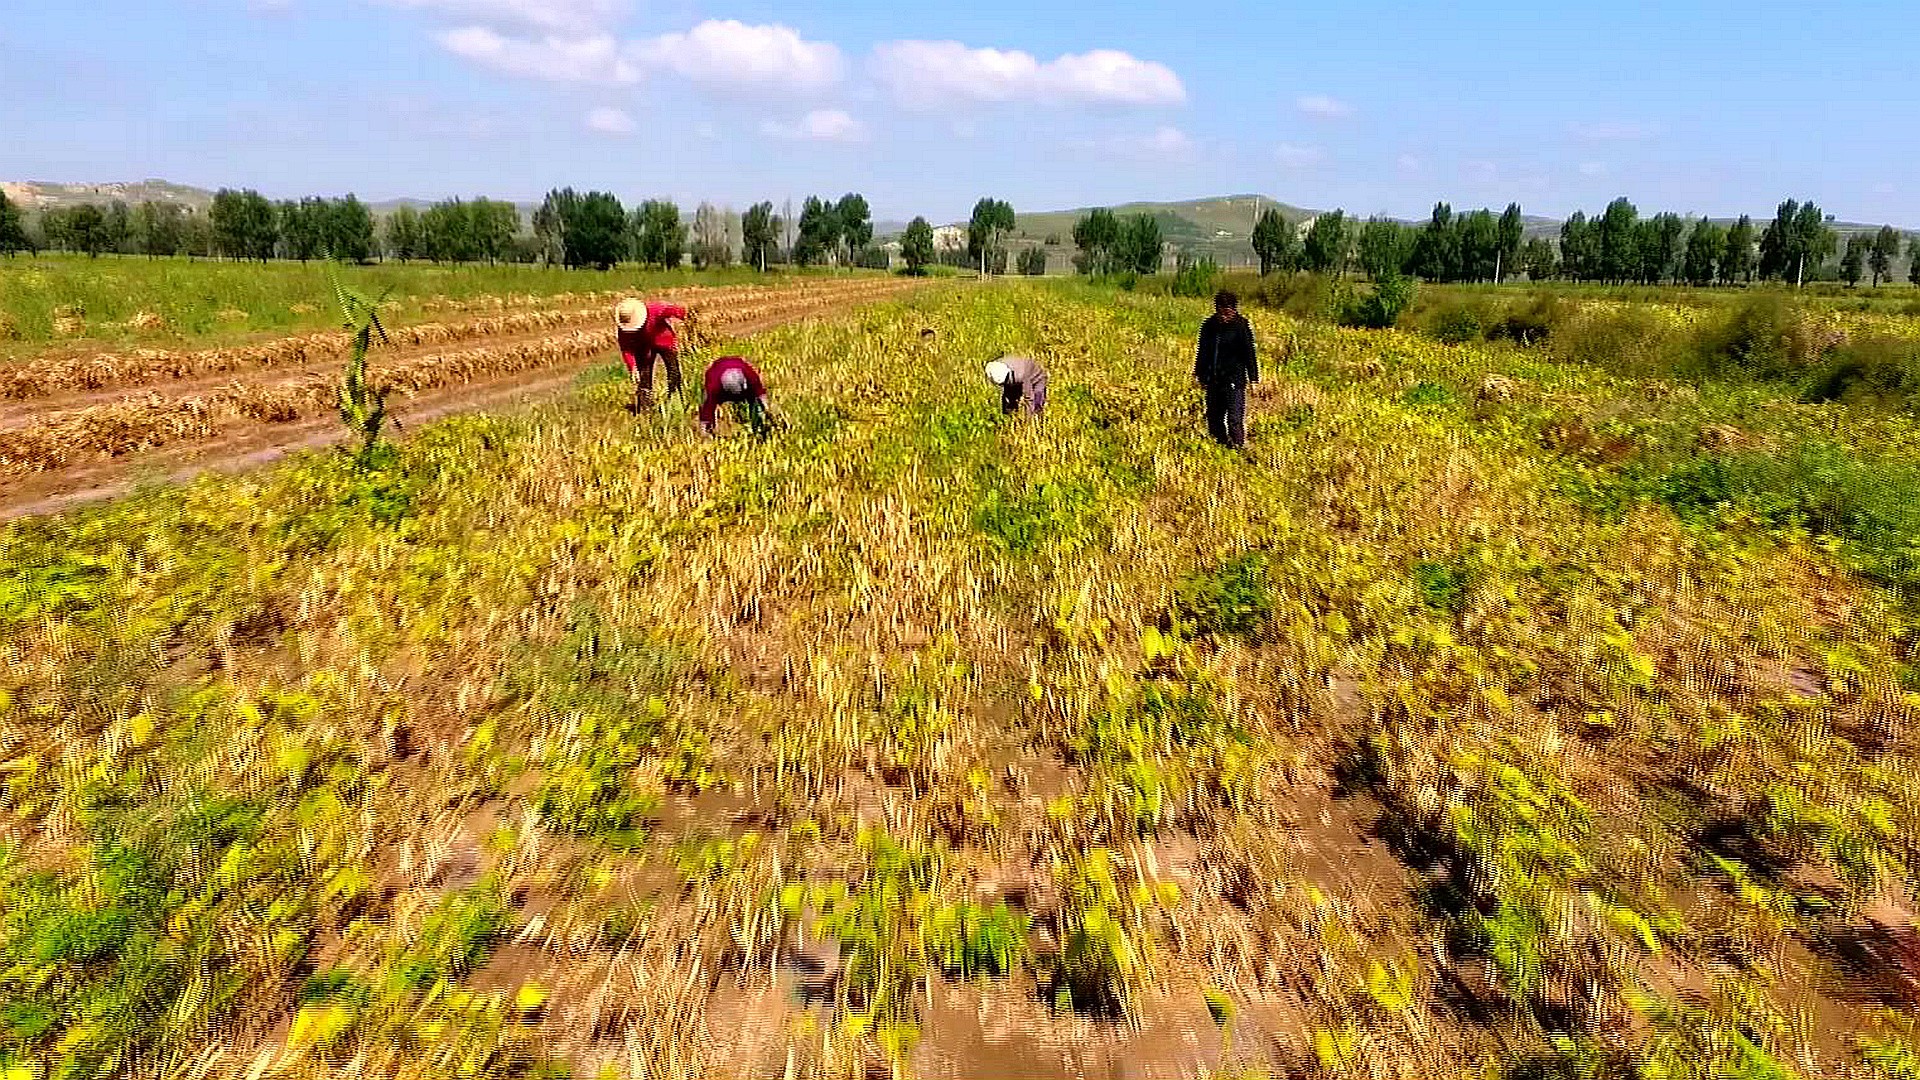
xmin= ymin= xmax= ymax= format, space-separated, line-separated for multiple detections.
xmin=616 ymin=297 xmax=687 ymax=410
xmin=698 ymin=356 xmax=779 ymax=437
xmin=985 ymin=355 xmax=1048 ymax=417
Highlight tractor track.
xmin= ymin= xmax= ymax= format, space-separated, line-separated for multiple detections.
xmin=0 ymin=277 xmax=941 ymax=522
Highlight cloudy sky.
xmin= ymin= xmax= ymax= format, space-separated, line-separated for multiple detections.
xmin=3 ymin=0 xmax=1917 ymax=225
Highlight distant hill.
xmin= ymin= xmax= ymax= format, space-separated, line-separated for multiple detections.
xmin=2 ymin=179 xmax=215 ymax=212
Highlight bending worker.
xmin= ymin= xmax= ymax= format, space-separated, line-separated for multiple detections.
xmin=1193 ymin=289 xmax=1258 ymax=449
xmin=698 ymin=355 xmax=779 ymax=437
xmin=985 ymin=355 xmax=1048 ymax=417
xmin=615 ymin=296 xmax=687 ymax=409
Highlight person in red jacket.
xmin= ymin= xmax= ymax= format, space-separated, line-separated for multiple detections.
xmin=615 ymin=297 xmax=687 ymax=409
xmin=698 ymin=356 xmax=780 ymax=437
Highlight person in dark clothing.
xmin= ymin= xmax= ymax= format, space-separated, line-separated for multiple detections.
xmin=1193 ymin=289 xmax=1258 ymax=448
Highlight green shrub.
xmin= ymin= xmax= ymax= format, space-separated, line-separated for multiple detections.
xmin=1486 ymin=293 xmax=1570 ymax=345
xmin=1339 ymin=274 xmax=1416 ymax=329
xmin=1689 ymin=293 xmax=1824 ymax=381
xmin=1174 ymin=553 xmax=1274 ymax=638
xmin=1171 ymin=259 xmax=1221 ymax=299
xmin=1550 ymin=307 xmax=1685 ymax=378
xmin=1430 ymin=305 xmax=1483 ymax=344
xmin=1799 ymin=336 xmax=1920 ymax=406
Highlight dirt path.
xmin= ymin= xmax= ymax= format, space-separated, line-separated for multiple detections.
xmin=0 ymin=278 xmax=943 ymax=522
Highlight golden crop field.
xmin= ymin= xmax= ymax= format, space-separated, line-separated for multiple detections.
xmin=6 ymin=281 xmax=1920 ymax=1080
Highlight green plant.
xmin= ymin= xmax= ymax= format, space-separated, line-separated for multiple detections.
xmin=1172 ymin=258 xmax=1222 ymax=299
xmin=329 ymin=275 xmax=394 ymax=466
xmin=1174 ymin=553 xmax=1274 ymax=638
xmin=1340 ymin=273 xmax=1416 ymax=329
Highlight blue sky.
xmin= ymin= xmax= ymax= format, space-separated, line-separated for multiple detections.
xmin=4 ymin=0 xmax=1917 ymax=226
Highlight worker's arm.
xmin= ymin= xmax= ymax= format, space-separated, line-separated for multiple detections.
xmin=1244 ymin=323 xmax=1259 ymax=385
xmin=697 ymin=393 xmax=719 ymax=433
xmin=617 ymin=330 xmax=639 ymax=375
xmin=660 ymin=303 xmax=688 ymax=323
xmin=1193 ymin=320 xmax=1213 ymax=383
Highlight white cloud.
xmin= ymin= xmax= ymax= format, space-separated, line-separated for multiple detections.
xmin=380 ymin=0 xmax=628 ymax=33
xmin=1396 ymin=153 xmax=1425 ymax=172
xmin=760 ymin=109 xmax=866 ymax=142
xmin=1274 ymin=143 xmax=1324 ymax=167
xmin=1872 ymin=182 xmax=1896 ymax=195
xmin=1089 ymin=126 xmax=1193 ymax=157
xmin=1568 ymin=120 xmax=1663 ymax=141
xmin=1577 ymin=161 xmax=1608 ymax=177
xmin=632 ymin=20 xmax=844 ymax=93
xmin=585 ymin=106 xmax=635 ymax=133
xmin=1295 ymin=94 xmax=1354 ymax=119
xmin=869 ymin=40 xmax=1185 ymax=108
xmin=437 ymin=25 xmax=636 ymax=83
xmin=694 ymin=121 xmax=720 ymax=140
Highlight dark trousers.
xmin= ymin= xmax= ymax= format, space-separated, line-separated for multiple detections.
xmin=1204 ymin=382 xmax=1246 ymax=448
xmin=636 ymin=346 xmax=682 ymax=406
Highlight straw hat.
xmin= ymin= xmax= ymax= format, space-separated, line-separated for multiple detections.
xmin=984 ymin=359 xmax=1011 ymax=385
xmin=720 ymin=368 xmax=749 ymax=395
xmin=615 ymin=298 xmax=645 ymax=331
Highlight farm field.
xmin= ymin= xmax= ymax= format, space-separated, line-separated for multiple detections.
xmin=8 ymin=281 xmax=1920 ymax=1080
xmin=0 ymin=274 xmax=937 ymax=520
xmin=0 ymin=254 xmax=866 ymax=352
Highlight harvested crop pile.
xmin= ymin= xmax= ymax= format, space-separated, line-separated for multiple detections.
xmin=128 ymin=310 xmax=168 ymax=332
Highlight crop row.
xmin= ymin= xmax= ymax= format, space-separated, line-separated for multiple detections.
xmin=0 ymin=279 xmax=932 ymax=476
xmin=0 ymin=279 xmax=893 ymax=401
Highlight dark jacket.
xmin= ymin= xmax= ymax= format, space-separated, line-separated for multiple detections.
xmin=1194 ymin=314 xmax=1258 ymax=388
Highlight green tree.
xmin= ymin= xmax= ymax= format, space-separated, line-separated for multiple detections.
xmin=0 ymin=191 xmax=30 ymax=255
xmin=1841 ymin=232 xmax=1868 ymax=286
xmin=1072 ymin=207 xmax=1122 ymax=275
xmin=280 ymin=198 xmax=326 ymax=261
xmin=631 ymin=200 xmax=686 ymax=268
xmin=533 ymin=189 xmax=574 ymax=266
xmin=1411 ymin=203 xmax=1457 ymax=281
xmin=1758 ymin=200 xmax=1796 ymax=281
xmin=901 ymin=216 xmax=935 ymax=274
xmin=1458 ymin=209 xmax=1498 ymax=281
xmin=1302 ymin=210 xmax=1349 ymax=274
xmin=1357 ymin=216 xmax=1407 ymax=281
xmin=793 ymin=196 xmax=839 ymax=266
xmin=1682 ymin=221 xmax=1724 ymax=287
xmin=469 ymin=198 xmax=518 ymax=263
xmin=1721 ymin=215 xmax=1756 ymax=284
xmin=383 ymin=206 xmax=421 ymax=261
xmin=1869 ymin=225 xmax=1901 ymax=287
xmin=1251 ymin=207 xmax=1297 ymax=275
xmin=1559 ymin=212 xmax=1595 ymax=281
xmin=1912 ymin=234 xmax=1920 ymax=285
xmin=1640 ymin=212 xmax=1686 ymax=284
xmin=742 ymin=201 xmax=780 ymax=270
xmin=1495 ymin=203 xmax=1523 ymax=282
xmin=1792 ymin=201 xmax=1834 ymax=285
xmin=565 ymin=192 xmax=626 ymax=270
xmin=66 ymin=204 xmax=112 ymax=257
xmin=1018 ymin=246 xmax=1046 ymax=275
xmin=835 ymin=193 xmax=872 ymax=265
xmin=967 ymin=197 xmax=1016 ymax=274
xmin=1596 ymin=197 xmax=1639 ymax=283
xmin=1520 ymin=236 xmax=1558 ymax=281
xmin=133 ymin=201 xmax=184 ymax=258
xmin=326 ymin=195 xmax=376 ymax=262
xmin=104 ymin=201 xmax=132 ymax=254
xmin=1118 ymin=213 xmax=1162 ymax=274
xmin=420 ymin=199 xmax=474 ymax=262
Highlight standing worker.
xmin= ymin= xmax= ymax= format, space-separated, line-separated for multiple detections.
xmin=615 ymin=297 xmax=688 ymax=410
xmin=984 ymin=355 xmax=1049 ymax=417
xmin=1193 ymin=290 xmax=1258 ymax=449
xmin=697 ymin=355 xmax=780 ymax=437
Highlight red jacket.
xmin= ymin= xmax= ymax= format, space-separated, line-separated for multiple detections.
xmin=618 ymin=301 xmax=686 ymax=373
xmin=699 ymin=356 xmax=766 ymax=428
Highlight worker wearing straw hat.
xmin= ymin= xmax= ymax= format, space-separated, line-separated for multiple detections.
xmin=984 ymin=355 xmax=1048 ymax=417
xmin=615 ymin=297 xmax=688 ymax=410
